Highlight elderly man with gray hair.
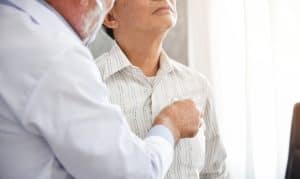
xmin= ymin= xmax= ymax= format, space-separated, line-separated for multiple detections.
xmin=0 ymin=0 xmax=202 ymax=179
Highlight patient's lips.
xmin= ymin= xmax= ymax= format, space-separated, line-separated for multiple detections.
xmin=153 ymin=5 xmax=173 ymax=15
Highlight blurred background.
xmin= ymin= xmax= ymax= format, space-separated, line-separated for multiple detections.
xmin=90 ymin=0 xmax=300 ymax=178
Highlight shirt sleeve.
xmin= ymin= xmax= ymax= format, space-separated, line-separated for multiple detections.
xmin=147 ymin=125 xmax=175 ymax=146
xmin=21 ymin=47 xmax=174 ymax=179
xmin=199 ymin=79 xmax=229 ymax=179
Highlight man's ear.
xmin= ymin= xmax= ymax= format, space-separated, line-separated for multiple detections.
xmin=103 ymin=11 xmax=119 ymax=30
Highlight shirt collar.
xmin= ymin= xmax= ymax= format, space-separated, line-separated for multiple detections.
xmin=102 ymin=42 xmax=132 ymax=80
xmin=158 ymin=50 xmax=176 ymax=76
xmin=102 ymin=41 xmax=176 ymax=80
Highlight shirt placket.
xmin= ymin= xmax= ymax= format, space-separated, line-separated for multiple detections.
xmin=127 ymin=67 xmax=155 ymax=132
xmin=151 ymin=71 xmax=172 ymax=120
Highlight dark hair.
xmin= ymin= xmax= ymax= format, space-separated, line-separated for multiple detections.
xmin=103 ymin=25 xmax=115 ymax=39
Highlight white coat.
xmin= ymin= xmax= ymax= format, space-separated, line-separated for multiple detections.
xmin=0 ymin=1 xmax=174 ymax=179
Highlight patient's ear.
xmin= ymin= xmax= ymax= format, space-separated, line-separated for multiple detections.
xmin=103 ymin=11 xmax=119 ymax=30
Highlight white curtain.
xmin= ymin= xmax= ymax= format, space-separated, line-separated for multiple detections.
xmin=187 ymin=0 xmax=300 ymax=178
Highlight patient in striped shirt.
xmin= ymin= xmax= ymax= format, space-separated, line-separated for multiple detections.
xmin=96 ymin=0 xmax=228 ymax=178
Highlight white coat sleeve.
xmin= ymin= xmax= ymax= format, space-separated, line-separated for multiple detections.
xmin=21 ymin=48 xmax=174 ymax=179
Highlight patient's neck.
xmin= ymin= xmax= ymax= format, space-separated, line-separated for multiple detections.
xmin=115 ymin=31 xmax=166 ymax=77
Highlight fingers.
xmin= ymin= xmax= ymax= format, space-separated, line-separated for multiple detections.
xmin=154 ymin=98 xmax=204 ymax=141
xmin=172 ymin=97 xmax=206 ymax=114
xmin=178 ymin=98 xmax=204 ymax=128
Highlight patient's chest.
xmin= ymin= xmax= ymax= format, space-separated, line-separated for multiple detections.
xmin=106 ymin=72 xmax=207 ymax=178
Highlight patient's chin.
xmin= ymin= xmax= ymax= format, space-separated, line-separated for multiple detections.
xmin=154 ymin=15 xmax=177 ymax=30
xmin=153 ymin=20 xmax=177 ymax=33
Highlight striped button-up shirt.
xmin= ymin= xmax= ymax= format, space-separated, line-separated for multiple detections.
xmin=96 ymin=42 xmax=228 ymax=179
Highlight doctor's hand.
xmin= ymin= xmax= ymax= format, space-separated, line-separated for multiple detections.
xmin=153 ymin=99 xmax=203 ymax=144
